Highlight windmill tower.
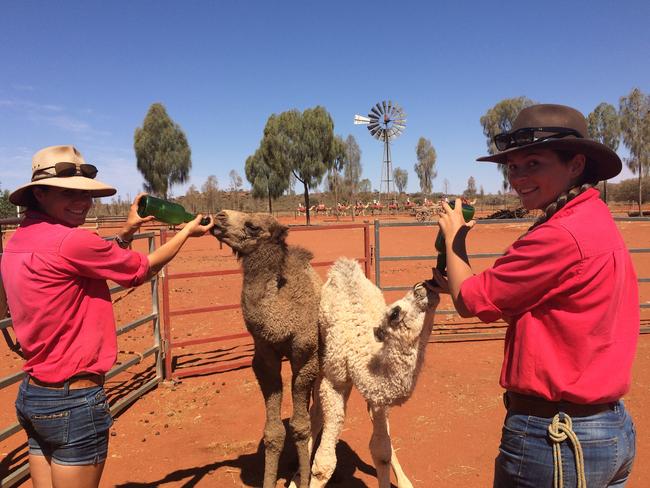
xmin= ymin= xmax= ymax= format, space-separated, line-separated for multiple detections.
xmin=354 ymin=100 xmax=406 ymax=201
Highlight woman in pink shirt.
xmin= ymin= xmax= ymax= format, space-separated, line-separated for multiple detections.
xmin=433 ymin=105 xmax=639 ymax=487
xmin=1 ymin=145 xmax=213 ymax=488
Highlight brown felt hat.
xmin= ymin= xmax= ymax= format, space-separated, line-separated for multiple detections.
xmin=477 ymin=104 xmax=622 ymax=181
xmin=9 ymin=145 xmax=117 ymax=206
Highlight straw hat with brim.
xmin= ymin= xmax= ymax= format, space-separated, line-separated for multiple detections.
xmin=9 ymin=145 xmax=117 ymax=207
xmin=476 ymin=104 xmax=622 ymax=182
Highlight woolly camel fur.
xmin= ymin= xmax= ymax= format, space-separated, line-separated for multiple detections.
xmin=211 ymin=210 xmax=321 ymax=488
xmin=310 ymin=258 xmax=439 ymax=488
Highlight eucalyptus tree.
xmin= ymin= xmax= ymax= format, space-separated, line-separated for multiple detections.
xmin=393 ymin=168 xmax=408 ymax=193
xmin=201 ymin=175 xmax=219 ymax=213
xmin=262 ymin=106 xmax=337 ymax=224
xmin=587 ymin=103 xmax=620 ymax=202
xmin=414 ymin=137 xmax=437 ymax=194
xmin=245 ymin=147 xmax=289 ymax=213
xmin=479 ymin=97 xmax=535 ymax=189
xmin=343 ymin=134 xmax=362 ymax=199
xmin=134 ymin=103 xmax=191 ymax=198
xmin=619 ymin=88 xmax=650 ymax=214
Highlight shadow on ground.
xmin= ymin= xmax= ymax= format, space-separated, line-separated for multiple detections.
xmin=114 ymin=420 xmax=391 ymax=487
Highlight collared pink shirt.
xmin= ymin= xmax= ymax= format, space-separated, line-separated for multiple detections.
xmin=461 ymin=189 xmax=639 ymax=403
xmin=1 ymin=211 xmax=149 ymax=382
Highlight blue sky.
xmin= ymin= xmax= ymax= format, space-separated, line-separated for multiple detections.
xmin=1 ymin=0 xmax=649 ymax=201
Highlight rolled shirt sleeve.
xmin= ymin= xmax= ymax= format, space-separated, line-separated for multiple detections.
xmin=59 ymin=228 xmax=150 ymax=288
xmin=461 ymin=224 xmax=581 ymax=323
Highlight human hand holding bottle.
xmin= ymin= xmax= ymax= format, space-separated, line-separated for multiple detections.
xmin=435 ymin=199 xmax=475 ymax=275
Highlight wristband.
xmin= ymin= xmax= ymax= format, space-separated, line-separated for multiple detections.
xmin=115 ymin=234 xmax=132 ymax=249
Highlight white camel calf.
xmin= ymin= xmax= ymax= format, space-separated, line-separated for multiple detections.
xmin=310 ymin=258 xmax=439 ymax=488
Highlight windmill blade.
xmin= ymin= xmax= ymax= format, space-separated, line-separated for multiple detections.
xmin=387 ymin=100 xmax=393 ymax=118
xmin=369 ymin=106 xmax=382 ymax=118
xmin=368 ymin=122 xmax=380 ymax=130
xmin=354 ymin=114 xmax=371 ymax=125
xmin=370 ymin=126 xmax=383 ymax=138
xmin=375 ymin=102 xmax=383 ymax=115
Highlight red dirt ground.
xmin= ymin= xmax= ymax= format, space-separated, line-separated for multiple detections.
xmin=2 ymin=212 xmax=649 ymax=487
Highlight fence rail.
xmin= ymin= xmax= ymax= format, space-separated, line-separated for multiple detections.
xmin=373 ymin=217 xmax=650 ymax=335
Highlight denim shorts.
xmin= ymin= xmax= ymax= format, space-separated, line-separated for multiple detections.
xmin=493 ymin=400 xmax=636 ymax=487
xmin=15 ymin=377 xmax=113 ymax=466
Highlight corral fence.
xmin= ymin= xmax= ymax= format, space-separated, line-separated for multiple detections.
xmin=0 ymin=223 xmax=163 ymax=488
xmin=373 ymin=217 xmax=650 ymax=342
xmin=160 ymin=223 xmax=372 ymax=380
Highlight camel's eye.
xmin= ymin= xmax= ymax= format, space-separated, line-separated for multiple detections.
xmin=244 ymin=222 xmax=261 ymax=236
xmin=389 ymin=307 xmax=401 ymax=322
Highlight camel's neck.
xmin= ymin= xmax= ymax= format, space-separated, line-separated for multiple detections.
xmin=241 ymin=241 xmax=287 ymax=298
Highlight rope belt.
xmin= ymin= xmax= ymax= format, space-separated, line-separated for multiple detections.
xmin=548 ymin=413 xmax=586 ymax=488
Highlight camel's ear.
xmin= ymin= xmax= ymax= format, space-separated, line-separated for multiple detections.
xmin=271 ymin=223 xmax=289 ymax=242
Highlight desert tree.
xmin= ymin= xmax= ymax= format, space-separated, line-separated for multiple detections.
xmin=359 ymin=178 xmax=372 ymax=193
xmin=480 ymin=97 xmax=535 ymax=190
xmin=262 ymin=106 xmax=337 ymax=224
xmin=463 ymin=176 xmax=477 ymax=200
xmin=201 ymin=175 xmax=219 ymax=213
xmin=343 ymin=134 xmax=362 ymax=200
xmin=414 ymin=137 xmax=437 ymax=194
xmin=619 ymin=88 xmax=650 ymax=214
xmin=245 ymin=147 xmax=289 ymax=213
xmin=587 ymin=102 xmax=620 ymax=202
xmin=393 ymin=167 xmax=408 ymax=193
xmin=134 ymin=102 xmax=191 ymax=199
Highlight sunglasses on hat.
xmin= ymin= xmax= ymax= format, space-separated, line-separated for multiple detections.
xmin=494 ymin=126 xmax=583 ymax=152
xmin=32 ymin=162 xmax=99 ymax=181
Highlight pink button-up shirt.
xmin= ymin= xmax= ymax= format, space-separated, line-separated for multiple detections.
xmin=461 ymin=189 xmax=639 ymax=403
xmin=1 ymin=211 xmax=149 ymax=383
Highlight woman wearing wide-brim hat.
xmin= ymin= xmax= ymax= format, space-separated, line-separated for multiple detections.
xmin=1 ymin=145 xmax=213 ymax=488
xmin=430 ymin=105 xmax=639 ymax=487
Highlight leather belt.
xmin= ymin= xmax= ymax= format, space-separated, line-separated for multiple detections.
xmin=504 ymin=391 xmax=615 ymax=418
xmin=28 ymin=374 xmax=105 ymax=389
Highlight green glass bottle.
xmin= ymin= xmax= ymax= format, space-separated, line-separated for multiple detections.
xmin=137 ymin=195 xmax=210 ymax=226
xmin=435 ymin=201 xmax=475 ymax=276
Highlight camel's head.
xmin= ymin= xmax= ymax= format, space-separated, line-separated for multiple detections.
xmin=373 ymin=281 xmax=439 ymax=345
xmin=211 ymin=210 xmax=288 ymax=256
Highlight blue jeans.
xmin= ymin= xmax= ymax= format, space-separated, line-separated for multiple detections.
xmin=15 ymin=377 xmax=113 ymax=465
xmin=493 ymin=400 xmax=636 ymax=487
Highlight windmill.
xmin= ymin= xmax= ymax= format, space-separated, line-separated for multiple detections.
xmin=354 ymin=100 xmax=406 ymax=201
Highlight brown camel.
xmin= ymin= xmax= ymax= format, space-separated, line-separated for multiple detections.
xmin=211 ymin=210 xmax=321 ymax=488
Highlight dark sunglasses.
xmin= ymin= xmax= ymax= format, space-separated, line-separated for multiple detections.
xmin=494 ymin=126 xmax=583 ymax=151
xmin=32 ymin=162 xmax=98 ymax=181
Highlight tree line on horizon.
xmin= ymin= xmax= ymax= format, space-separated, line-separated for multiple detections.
xmin=1 ymin=88 xmax=647 ymax=219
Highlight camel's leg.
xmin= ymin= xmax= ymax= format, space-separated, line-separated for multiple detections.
xmin=288 ymin=374 xmax=323 ymax=488
xmin=368 ymin=405 xmax=413 ymax=488
xmin=309 ymin=377 xmax=351 ymax=488
xmin=287 ymin=352 xmax=318 ymax=488
xmin=252 ymin=341 xmax=285 ymax=488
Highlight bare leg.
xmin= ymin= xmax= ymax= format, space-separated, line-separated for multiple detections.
xmin=28 ymin=455 xmax=53 ymax=488
xmin=51 ymin=462 xmax=105 ymax=488
xmin=252 ymin=342 xmax=285 ymax=488
xmin=288 ymin=353 xmax=318 ymax=488
xmin=29 ymin=454 xmax=106 ymax=488
xmin=310 ymin=378 xmax=351 ymax=488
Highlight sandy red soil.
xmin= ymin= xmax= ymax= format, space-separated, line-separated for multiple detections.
xmin=1 ymin=211 xmax=649 ymax=487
